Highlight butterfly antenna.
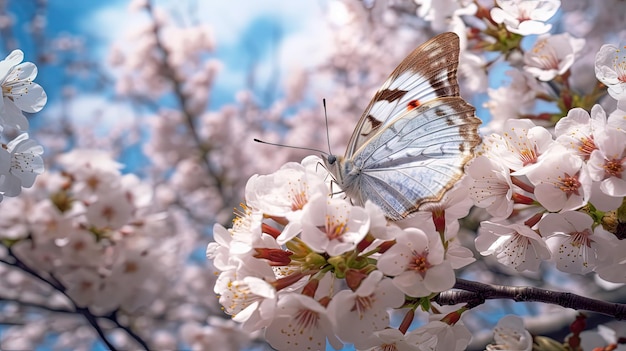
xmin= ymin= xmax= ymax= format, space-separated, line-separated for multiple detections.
xmin=323 ymin=99 xmax=333 ymax=156
xmin=253 ymin=138 xmax=329 ymax=156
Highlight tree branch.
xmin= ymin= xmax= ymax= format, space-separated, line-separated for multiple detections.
xmin=434 ymin=278 xmax=626 ymax=320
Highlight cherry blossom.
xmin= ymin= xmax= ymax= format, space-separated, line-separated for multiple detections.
xmin=0 ymin=49 xmax=47 ymax=131
xmin=554 ymin=106 xmax=606 ymax=160
xmin=0 ymin=133 xmax=44 ymax=197
xmin=586 ymin=125 xmax=626 ymax=196
xmin=483 ymin=119 xmax=555 ymax=175
xmin=245 ymin=160 xmax=328 ymax=218
xmin=595 ymin=239 xmax=626 ymax=283
xmin=486 ymin=315 xmax=532 ymax=351
xmin=484 ymin=70 xmax=547 ymax=133
xmin=298 ymin=194 xmax=370 ymax=256
xmin=357 ymin=328 xmax=420 ymax=351
xmin=265 ymin=293 xmax=343 ymax=351
xmin=476 ymin=221 xmax=551 ymax=272
xmin=327 ymin=271 xmax=405 ymax=348
xmin=524 ymin=33 xmax=585 ymax=81
xmin=223 ymin=276 xmax=278 ymax=332
xmin=377 ymin=227 xmax=455 ymax=297
xmin=490 ymin=0 xmax=561 ymax=35
xmin=406 ymin=320 xmax=472 ymax=351
xmin=525 ymin=146 xmax=591 ymax=212
xmin=466 ymin=155 xmax=515 ymax=219
xmin=595 ymin=43 xmax=626 ymax=100
xmin=539 ymin=211 xmax=615 ymax=274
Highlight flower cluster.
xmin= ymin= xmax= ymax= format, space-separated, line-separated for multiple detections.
xmin=0 ymin=149 xmax=179 ymax=314
xmin=207 ymin=156 xmax=475 ymax=350
xmin=0 ymin=148 xmax=223 ymax=350
xmin=0 ymin=50 xmax=47 ymax=201
xmin=467 ymin=40 xmax=626 ymax=279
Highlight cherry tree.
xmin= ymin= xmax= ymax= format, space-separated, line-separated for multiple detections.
xmin=1 ymin=0 xmax=626 ymax=350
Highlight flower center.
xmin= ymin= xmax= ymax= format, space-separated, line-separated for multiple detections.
xmin=569 ymin=228 xmax=592 ymax=249
xmin=409 ymin=251 xmax=431 ymax=276
xmin=556 ymin=172 xmax=581 ymax=198
xmin=578 ymin=136 xmax=597 ymax=159
xmin=325 ymin=218 xmax=347 ymax=241
xmin=351 ymin=295 xmax=374 ymax=315
xmin=614 ymin=46 xmax=626 ymax=83
xmin=290 ymin=185 xmax=308 ymax=211
xmin=519 ymin=147 xmax=538 ymax=166
xmin=532 ymin=39 xmax=560 ymax=70
xmin=294 ymin=307 xmax=320 ymax=331
xmin=604 ymin=158 xmax=624 ymax=178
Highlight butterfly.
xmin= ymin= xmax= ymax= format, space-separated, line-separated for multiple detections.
xmin=324 ymin=32 xmax=482 ymax=220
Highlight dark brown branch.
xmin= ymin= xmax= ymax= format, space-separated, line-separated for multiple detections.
xmin=434 ymin=278 xmax=626 ymax=320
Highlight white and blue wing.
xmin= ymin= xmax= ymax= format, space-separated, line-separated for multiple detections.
xmin=326 ymin=32 xmax=482 ymax=220
xmin=346 ymin=32 xmax=462 ymax=157
xmin=342 ymin=97 xmax=481 ymax=220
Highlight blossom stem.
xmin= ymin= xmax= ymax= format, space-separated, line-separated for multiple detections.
xmin=524 ymin=212 xmax=543 ymax=227
xmin=398 ymin=309 xmax=415 ymax=334
xmin=510 ymin=176 xmax=535 ymax=194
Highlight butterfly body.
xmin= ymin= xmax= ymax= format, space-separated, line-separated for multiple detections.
xmin=324 ymin=32 xmax=482 ymax=220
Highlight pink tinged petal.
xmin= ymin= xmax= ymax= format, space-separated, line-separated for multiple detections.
xmin=0 ymin=148 xmax=10 ymax=174
xmin=601 ymin=177 xmax=626 ymax=197
xmin=446 ymin=244 xmax=476 ymax=269
xmin=541 ymin=212 xmax=598 ymax=274
xmin=595 ymin=44 xmax=626 ymax=100
xmin=489 ymin=7 xmax=509 ymax=24
xmin=534 ymin=183 xmax=569 ymax=212
xmin=555 ymin=108 xmax=591 ymax=138
xmin=477 ymin=222 xmax=551 ymax=272
xmin=0 ymin=96 xmax=28 ymax=130
xmin=466 ymin=156 xmax=513 ymax=206
xmin=393 ymin=270 xmax=430 ymax=297
xmin=277 ymin=221 xmax=302 ymax=245
xmin=516 ymin=20 xmax=551 ymax=35
xmin=589 ymin=181 xmax=622 ymax=211
xmin=266 ymin=294 xmax=342 ymax=351
xmin=328 ymin=274 xmax=403 ymax=348
xmin=377 ymin=244 xmax=412 ymax=276
xmin=423 ymin=262 xmax=455 ymax=293
xmin=491 ymin=315 xmax=533 ymax=351
xmin=12 ymin=82 xmax=47 ymax=113
xmin=595 ymin=127 xmax=626 ymax=159
xmin=0 ymin=173 xmax=22 ymax=196
xmin=0 ymin=50 xmax=24 ymax=82
xmin=356 ymin=269 xmax=383 ymax=296
xmin=587 ymin=150 xmax=608 ymax=181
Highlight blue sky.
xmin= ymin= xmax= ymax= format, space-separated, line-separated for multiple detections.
xmin=15 ymin=0 xmax=333 ymax=113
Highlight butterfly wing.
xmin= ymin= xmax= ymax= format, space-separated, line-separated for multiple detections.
xmin=346 ymin=96 xmax=481 ymax=220
xmin=345 ymin=32 xmax=462 ymax=157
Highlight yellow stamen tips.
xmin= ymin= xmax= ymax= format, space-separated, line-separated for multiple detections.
xmin=232 ymin=203 xmax=251 ymax=225
xmin=569 ymin=229 xmax=592 ymax=249
xmin=290 ymin=189 xmax=308 ymax=211
xmin=519 ymin=146 xmax=538 ymax=166
xmin=409 ymin=251 xmax=430 ymax=276
xmin=578 ymin=136 xmax=597 ymax=159
xmin=604 ymin=158 xmax=624 ymax=178
xmin=556 ymin=172 xmax=581 ymax=198
xmin=325 ymin=217 xmax=347 ymax=240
